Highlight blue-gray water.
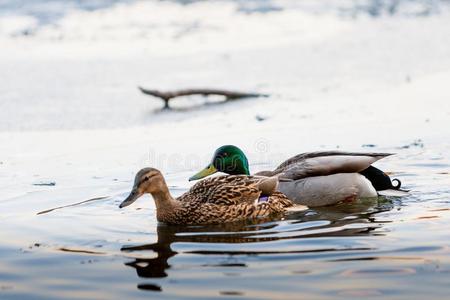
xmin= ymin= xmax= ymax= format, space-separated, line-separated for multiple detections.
xmin=2 ymin=0 xmax=450 ymax=24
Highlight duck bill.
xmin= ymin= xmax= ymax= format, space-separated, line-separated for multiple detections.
xmin=119 ymin=189 xmax=142 ymax=208
xmin=189 ymin=164 xmax=218 ymax=181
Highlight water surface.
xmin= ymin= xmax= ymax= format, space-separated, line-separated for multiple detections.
xmin=1 ymin=147 xmax=449 ymax=300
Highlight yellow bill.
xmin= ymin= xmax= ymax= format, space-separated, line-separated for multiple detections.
xmin=189 ymin=164 xmax=218 ymax=181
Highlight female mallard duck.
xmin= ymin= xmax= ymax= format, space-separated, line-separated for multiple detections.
xmin=189 ymin=145 xmax=406 ymax=207
xmin=119 ymin=167 xmax=303 ymax=225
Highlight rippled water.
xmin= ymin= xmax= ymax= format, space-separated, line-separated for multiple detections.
xmin=1 ymin=146 xmax=449 ymax=299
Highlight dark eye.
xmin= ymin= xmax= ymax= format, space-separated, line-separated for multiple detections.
xmin=142 ymin=176 xmax=149 ymax=183
xmin=223 ymin=152 xmax=228 ymax=157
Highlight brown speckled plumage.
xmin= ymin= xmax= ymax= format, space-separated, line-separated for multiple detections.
xmin=120 ymin=168 xmax=293 ymax=225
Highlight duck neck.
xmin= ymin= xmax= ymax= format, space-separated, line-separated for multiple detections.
xmin=150 ymin=182 xmax=180 ymax=222
xmin=151 ymin=186 xmax=177 ymax=209
xmin=240 ymin=163 xmax=251 ymax=175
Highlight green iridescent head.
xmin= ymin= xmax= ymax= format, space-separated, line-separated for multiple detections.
xmin=189 ymin=145 xmax=250 ymax=181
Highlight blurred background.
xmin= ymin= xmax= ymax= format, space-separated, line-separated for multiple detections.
xmin=1 ymin=0 xmax=449 ymax=131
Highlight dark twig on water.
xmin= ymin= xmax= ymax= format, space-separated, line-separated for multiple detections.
xmin=138 ymin=87 xmax=269 ymax=109
xmin=37 ymin=196 xmax=109 ymax=215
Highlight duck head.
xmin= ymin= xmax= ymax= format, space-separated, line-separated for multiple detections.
xmin=119 ymin=168 xmax=168 ymax=208
xmin=189 ymin=145 xmax=250 ymax=181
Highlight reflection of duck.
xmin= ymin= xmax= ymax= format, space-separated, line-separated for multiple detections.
xmin=122 ymin=225 xmax=178 ymax=279
xmin=120 ymin=223 xmax=265 ymax=281
xmin=286 ymin=198 xmax=396 ymax=237
xmin=190 ymin=145 xmax=406 ymax=206
xmin=119 ymin=168 xmax=303 ymax=225
xmin=121 ymin=199 xmax=394 ymax=286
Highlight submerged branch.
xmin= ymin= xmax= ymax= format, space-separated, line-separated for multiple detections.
xmin=138 ymin=87 xmax=268 ymax=109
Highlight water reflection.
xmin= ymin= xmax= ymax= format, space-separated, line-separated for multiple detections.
xmin=121 ymin=198 xmax=395 ymax=292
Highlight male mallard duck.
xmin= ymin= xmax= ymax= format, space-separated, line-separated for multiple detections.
xmin=189 ymin=145 xmax=406 ymax=207
xmin=119 ymin=167 xmax=302 ymax=225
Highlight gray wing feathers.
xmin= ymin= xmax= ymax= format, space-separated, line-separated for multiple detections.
xmin=278 ymin=154 xmax=392 ymax=180
xmin=275 ymin=151 xmax=393 ymax=173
